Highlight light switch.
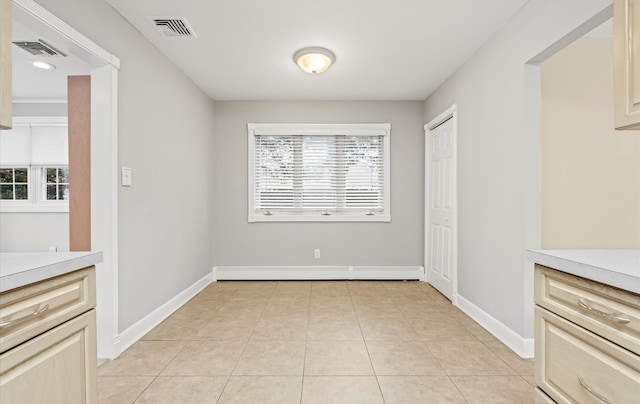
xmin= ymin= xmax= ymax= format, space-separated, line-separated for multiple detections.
xmin=121 ymin=167 xmax=132 ymax=187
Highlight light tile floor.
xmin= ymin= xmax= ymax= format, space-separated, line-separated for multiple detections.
xmin=98 ymin=281 xmax=535 ymax=403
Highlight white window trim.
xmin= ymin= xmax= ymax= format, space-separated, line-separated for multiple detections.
xmin=1 ymin=116 xmax=69 ymax=213
xmin=11 ymin=116 xmax=68 ymax=126
xmin=248 ymin=123 xmax=391 ymax=223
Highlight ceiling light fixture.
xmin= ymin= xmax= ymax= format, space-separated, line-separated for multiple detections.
xmin=32 ymin=61 xmax=56 ymax=70
xmin=293 ymin=47 xmax=335 ymax=74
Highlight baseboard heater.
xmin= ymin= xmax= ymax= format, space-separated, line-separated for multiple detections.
xmin=212 ymin=266 xmax=425 ymax=281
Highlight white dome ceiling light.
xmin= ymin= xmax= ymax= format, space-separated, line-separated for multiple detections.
xmin=293 ymin=47 xmax=335 ymax=74
xmin=32 ymin=61 xmax=56 ymax=70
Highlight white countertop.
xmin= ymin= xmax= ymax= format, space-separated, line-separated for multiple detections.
xmin=527 ymin=249 xmax=640 ymax=294
xmin=0 ymin=252 xmax=103 ymax=293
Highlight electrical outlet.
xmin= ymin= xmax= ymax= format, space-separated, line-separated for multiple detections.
xmin=314 ymin=248 xmax=321 ymax=259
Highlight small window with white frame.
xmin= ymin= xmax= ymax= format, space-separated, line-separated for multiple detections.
xmin=0 ymin=167 xmax=30 ymax=201
xmin=248 ymin=123 xmax=391 ymax=222
xmin=43 ymin=167 xmax=70 ymax=201
xmin=0 ymin=117 xmax=69 ymax=212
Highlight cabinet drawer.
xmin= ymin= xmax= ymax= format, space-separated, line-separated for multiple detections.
xmin=0 ymin=309 xmax=97 ymax=404
xmin=535 ymin=265 xmax=640 ymax=355
xmin=535 ymin=307 xmax=640 ymax=404
xmin=0 ymin=267 xmax=95 ymax=354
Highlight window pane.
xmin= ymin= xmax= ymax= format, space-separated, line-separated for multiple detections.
xmin=1 ymin=184 xmax=14 ymax=200
xmin=58 ymin=184 xmax=69 ymax=201
xmin=0 ymin=168 xmax=30 ymax=201
xmin=47 ymin=184 xmax=57 ymax=200
xmin=254 ymin=134 xmax=385 ymax=212
xmin=58 ymin=168 xmax=69 ymax=183
xmin=14 ymin=168 xmax=28 ymax=183
xmin=0 ymin=169 xmax=13 ymax=183
xmin=15 ymin=184 xmax=28 ymax=200
xmin=46 ymin=168 xmax=57 ymax=183
xmin=255 ymin=136 xmax=295 ymax=209
xmin=345 ymin=136 xmax=383 ymax=209
xmin=302 ymin=136 xmax=336 ymax=208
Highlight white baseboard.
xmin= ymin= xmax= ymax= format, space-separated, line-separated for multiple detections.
xmin=456 ymin=294 xmax=534 ymax=359
xmin=114 ymin=272 xmax=213 ymax=356
xmin=212 ymin=266 xmax=425 ymax=281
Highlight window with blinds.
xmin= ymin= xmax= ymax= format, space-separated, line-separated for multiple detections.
xmin=248 ymin=123 xmax=391 ymax=222
xmin=0 ymin=117 xmax=70 ymax=212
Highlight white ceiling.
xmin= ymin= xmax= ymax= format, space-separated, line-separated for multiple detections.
xmin=11 ymin=19 xmax=92 ymax=101
xmin=12 ymin=0 xmax=613 ymax=102
xmin=104 ymin=0 xmax=530 ymax=101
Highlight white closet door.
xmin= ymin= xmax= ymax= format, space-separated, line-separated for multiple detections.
xmin=426 ymin=116 xmax=455 ymax=300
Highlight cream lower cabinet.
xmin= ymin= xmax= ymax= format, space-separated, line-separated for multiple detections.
xmin=0 ymin=311 xmax=97 ymax=403
xmin=0 ymin=267 xmax=98 ymax=404
xmin=534 ymin=264 xmax=640 ymax=403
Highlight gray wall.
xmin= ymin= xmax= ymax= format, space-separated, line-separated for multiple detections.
xmin=36 ymin=0 xmax=216 ymax=332
xmin=424 ymin=0 xmax=612 ymax=339
xmin=12 ymin=102 xmax=68 ymax=117
xmin=0 ymin=213 xmax=69 ymax=252
xmin=213 ymin=101 xmax=424 ymax=267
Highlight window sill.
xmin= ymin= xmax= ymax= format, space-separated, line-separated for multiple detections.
xmin=249 ymin=213 xmax=390 ymax=223
xmin=0 ymin=203 xmax=69 ymax=213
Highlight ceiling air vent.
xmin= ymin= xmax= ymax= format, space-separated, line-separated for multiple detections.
xmin=12 ymin=40 xmax=66 ymax=57
xmin=149 ymin=17 xmax=196 ymax=38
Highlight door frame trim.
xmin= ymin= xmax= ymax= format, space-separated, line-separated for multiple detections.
xmin=424 ymin=103 xmax=458 ymax=304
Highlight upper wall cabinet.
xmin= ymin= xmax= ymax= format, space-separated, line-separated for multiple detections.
xmin=0 ymin=0 xmax=11 ymax=130
xmin=614 ymin=0 xmax=640 ymax=130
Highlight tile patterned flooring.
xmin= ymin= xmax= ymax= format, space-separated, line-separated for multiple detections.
xmin=98 ymin=281 xmax=535 ymax=403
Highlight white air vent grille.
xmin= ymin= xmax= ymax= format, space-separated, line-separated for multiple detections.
xmin=12 ymin=40 xmax=66 ymax=57
xmin=149 ymin=17 xmax=196 ymax=37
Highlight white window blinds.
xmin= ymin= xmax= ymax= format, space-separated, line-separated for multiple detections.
xmin=248 ymin=123 xmax=391 ymax=222
xmin=0 ymin=121 xmax=68 ymax=166
xmin=0 ymin=125 xmax=31 ymax=166
xmin=31 ymin=125 xmax=69 ymax=165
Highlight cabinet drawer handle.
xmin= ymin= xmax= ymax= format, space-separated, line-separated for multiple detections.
xmin=579 ymin=376 xmax=611 ymax=404
xmin=0 ymin=304 xmax=50 ymax=328
xmin=578 ymin=299 xmax=631 ymax=324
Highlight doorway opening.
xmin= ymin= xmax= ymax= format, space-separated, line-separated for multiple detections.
xmin=521 ymin=4 xmax=616 ymax=347
xmin=539 ymin=18 xmax=639 ymax=249
xmin=12 ymin=0 xmax=121 ymax=359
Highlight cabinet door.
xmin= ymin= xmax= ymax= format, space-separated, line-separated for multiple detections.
xmin=614 ymin=0 xmax=640 ymax=130
xmin=0 ymin=310 xmax=97 ymax=404
xmin=535 ymin=307 xmax=640 ymax=404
